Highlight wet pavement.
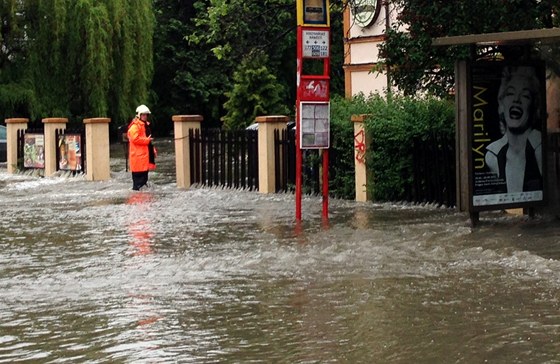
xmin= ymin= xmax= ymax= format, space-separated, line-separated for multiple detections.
xmin=1 ymin=140 xmax=560 ymax=363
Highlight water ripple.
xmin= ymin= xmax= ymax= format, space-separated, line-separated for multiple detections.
xmin=1 ymin=143 xmax=560 ymax=362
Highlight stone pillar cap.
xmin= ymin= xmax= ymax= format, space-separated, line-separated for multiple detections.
xmin=172 ymin=115 xmax=203 ymax=123
xmin=42 ymin=118 xmax=69 ymax=124
xmin=351 ymin=114 xmax=371 ymax=123
xmin=5 ymin=118 xmax=29 ymax=124
xmin=255 ymin=115 xmax=289 ymax=123
xmin=83 ymin=117 xmax=111 ymax=124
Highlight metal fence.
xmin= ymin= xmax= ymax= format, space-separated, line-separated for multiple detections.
xmin=274 ymin=128 xmax=294 ymax=192
xmin=185 ymin=127 xmax=321 ymax=194
xmin=189 ymin=128 xmax=259 ymax=190
xmin=407 ymin=133 xmax=456 ymax=207
xmin=274 ymin=128 xmax=321 ymax=194
xmin=548 ymin=131 xmax=560 ymax=191
xmin=405 ymin=131 xmax=560 ymax=208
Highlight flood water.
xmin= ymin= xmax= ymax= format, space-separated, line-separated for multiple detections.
xmin=1 ymin=139 xmax=560 ymax=363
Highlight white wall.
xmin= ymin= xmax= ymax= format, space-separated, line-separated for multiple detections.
xmin=344 ymin=3 xmax=400 ymax=97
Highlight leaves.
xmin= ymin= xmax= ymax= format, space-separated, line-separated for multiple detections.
xmin=0 ymin=0 xmax=153 ymax=125
xmin=221 ymin=50 xmax=289 ymax=130
xmin=380 ymin=0 xmax=560 ymax=96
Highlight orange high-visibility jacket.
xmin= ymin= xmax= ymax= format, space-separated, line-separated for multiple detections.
xmin=127 ymin=117 xmax=154 ymax=172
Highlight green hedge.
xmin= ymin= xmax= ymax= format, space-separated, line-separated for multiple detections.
xmin=329 ymin=94 xmax=455 ymax=201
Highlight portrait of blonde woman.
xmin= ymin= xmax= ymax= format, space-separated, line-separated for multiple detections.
xmin=485 ymin=66 xmax=543 ymax=193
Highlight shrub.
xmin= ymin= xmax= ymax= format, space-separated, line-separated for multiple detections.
xmin=363 ymin=95 xmax=455 ymax=201
xmin=329 ymin=93 xmax=455 ymax=201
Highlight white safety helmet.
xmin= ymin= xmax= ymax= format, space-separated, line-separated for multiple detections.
xmin=136 ymin=104 xmax=151 ymax=116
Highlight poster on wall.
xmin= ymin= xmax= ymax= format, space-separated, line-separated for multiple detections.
xmin=23 ymin=133 xmax=45 ymax=169
xmin=58 ymin=134 xmax=82 ymax=171
xmin=470 ymin=62 xmax=546 ymax=208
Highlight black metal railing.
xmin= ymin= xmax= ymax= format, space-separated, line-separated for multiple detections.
xmin=274 ymin=128 xmax=321 ymax=194
xmin=407 ymin=133 xmax=456 ymax=207
xmin=548 ymin=131 xmax=560 ymax=191
xmin=118 ymin=124 xmax=129 ymax=172
xmin=274 ymin=128 xmax=294 ymax=192
xmin=189 ymin=128 xmax=259 ymax=190
xmin=16 ymin=129 xmax=25 ymax=170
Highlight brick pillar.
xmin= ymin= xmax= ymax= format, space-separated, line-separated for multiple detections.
xmin=173 ymin=115 xmax=203 ymax=189
xmin=5 ymin=118 xmax=29 ymax=174
xmin=256 ymin=115 xmax=288 ymax=194
xmin=83 ymin=118 xmax=111 ymax=181
xmin=42 ymin=118 xmax=68 ymax=176
xmin=352 ymin=114 xmax=371 ymax=202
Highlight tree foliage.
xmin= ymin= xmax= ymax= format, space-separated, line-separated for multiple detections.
xmin=179 ymin=0 xmax=345 ymax=128
xmin=1 ymin=0 xmax=347 ymax=134
xmin=359 ymin=94 xmax=455 ymax=201
xmin=0 ymin=0 xmax=154 ymax=126
xmin=185 ymin=0 xmax=297 ymax=128
xmin=151 ymin=0 xmax=231 ymax=132
xmin=222 ymin=50 xmax=289 ymax=130
xmin=379 ymin=0 xmax=560 ymax=96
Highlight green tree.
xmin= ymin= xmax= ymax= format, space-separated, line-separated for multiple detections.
xmin=0 ymin=0 xmax=36 ymax=119
xmin=185 ymin=0 xmax=345 ymax=127
xmin=0 ymin=0 xmax=154 ymax=126
xmin=222 ymin=50 xmax=289 ymax=130
xmin=378 ymin=0 xmax=560 ymax=96
xmin=151 ymin=0 xmax=229 ymax=132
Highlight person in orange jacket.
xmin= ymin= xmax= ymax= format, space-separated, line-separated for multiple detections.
xmin=127 ymin=104 xmax=156 ymax=190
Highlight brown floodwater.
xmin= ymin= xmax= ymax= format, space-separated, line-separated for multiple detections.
xmin=0 ymin=139 xmax=559 ymax=363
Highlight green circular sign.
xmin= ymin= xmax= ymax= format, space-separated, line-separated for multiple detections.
xmin=351 ymin=0 xmax=382 ymax=28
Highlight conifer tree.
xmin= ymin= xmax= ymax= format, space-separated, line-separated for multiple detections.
xmin=221 ymin=50 xmax=289 ymax=130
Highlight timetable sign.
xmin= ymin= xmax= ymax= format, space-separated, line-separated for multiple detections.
xmin=302 ymin=29 xmax=330 ymax=58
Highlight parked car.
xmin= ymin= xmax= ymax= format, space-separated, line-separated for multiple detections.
xmin=0 ymin=125 xmax=6 ymax=163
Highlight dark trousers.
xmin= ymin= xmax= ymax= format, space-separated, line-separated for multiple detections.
xmin=132 ymin=171 xmax=149 ymax=190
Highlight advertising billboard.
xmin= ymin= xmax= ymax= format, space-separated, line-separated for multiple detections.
xmin=23 ymin=133 xmax=45 ymax=169
xmin=58 ymin=134 xmax=82 ymax=171
xmin=470 ymin=62 xmax=546 ymax=208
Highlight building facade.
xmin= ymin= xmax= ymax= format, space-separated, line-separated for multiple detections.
xmin=343 ymin=1 xmax=397 ymax=97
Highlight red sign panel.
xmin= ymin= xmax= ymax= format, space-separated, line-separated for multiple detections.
xmin=300 ymin=77 xmax=329 ymax=101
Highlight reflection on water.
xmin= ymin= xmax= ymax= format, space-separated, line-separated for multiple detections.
xmin=126 ymin=192 xmax=155 ymax=256
xmin=0 ymin=139 xmax=560 ymax=363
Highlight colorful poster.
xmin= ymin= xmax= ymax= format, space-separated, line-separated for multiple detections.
xmin=58 ymin=134 xmax=82 ymax=171
xmin=470 ymin=62 xmax=545 ymax=207
xmin=23 ymin=133 xmax=45 ymax=169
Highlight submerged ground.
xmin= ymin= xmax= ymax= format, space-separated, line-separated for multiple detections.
xmin=1 ymin=140 xmax=559 ymax=363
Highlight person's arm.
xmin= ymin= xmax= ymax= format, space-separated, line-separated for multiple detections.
xmin=128 ymin=124 xmax=151 ymax=145
xmin=534 ymin=144 xmax=543 ymax=175
xmin=528 ymin=129 xmax=543 ymax=175
xmin=485 ymin=151 xmax=499 ymax=174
